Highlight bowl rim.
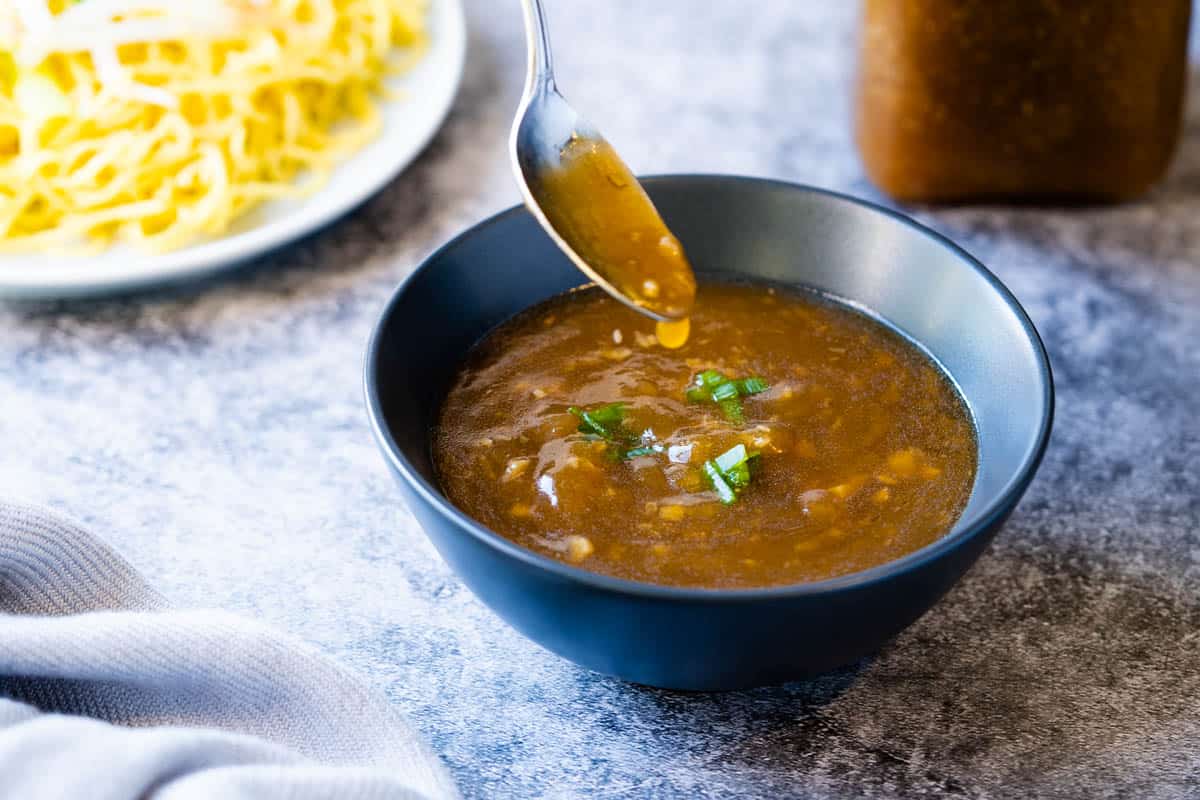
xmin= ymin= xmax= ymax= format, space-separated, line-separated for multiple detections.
xmin=364 ymin=174 xmax=1055 ymax=601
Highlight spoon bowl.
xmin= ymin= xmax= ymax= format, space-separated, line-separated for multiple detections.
xmin=510 ymin=0 xmax=695 ymax=321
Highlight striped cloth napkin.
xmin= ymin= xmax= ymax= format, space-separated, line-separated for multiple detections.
xmin=0 ymin=500 xmax=459 ymax=800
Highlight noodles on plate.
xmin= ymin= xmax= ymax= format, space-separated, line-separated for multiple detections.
xmin=0 ymin=0 xmax=427 ymax=253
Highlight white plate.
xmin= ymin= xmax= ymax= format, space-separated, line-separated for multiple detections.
xmin=0 ymin=0 xmax=467 ymax=300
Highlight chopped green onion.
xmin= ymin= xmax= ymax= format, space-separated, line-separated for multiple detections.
xmin=569 ymin=403 xmax=626 ymax=440
xmin=725 ymin=461 xmax=753 ymax=489
xmin=738 ymin=377 xmax=769 ymax=395
xmin=714 ymin=444 xmax=748 ymax=473
xmin=684 ymin=370 xmax=770 ymax=423
xmin=703 ymin=444 xmax=761 ymax=504
xmin=589 ymin=402 xmax=626 ymax=424
xmin=718 ymin=398 xmax=744 ymax=424
xmin=710 ymin=381 xmax=740 ymax=402
xmin=703 ymin=461 xmax=738 ymax=504
xmin=570 ymin=403 xmax=666 ymax=462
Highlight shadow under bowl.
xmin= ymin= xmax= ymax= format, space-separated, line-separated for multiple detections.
xmin=365 ymin=175 xmax=1053 ymax=691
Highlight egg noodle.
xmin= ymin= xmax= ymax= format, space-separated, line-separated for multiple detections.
xmin=0 ymin=0 xmax=427 ymax=254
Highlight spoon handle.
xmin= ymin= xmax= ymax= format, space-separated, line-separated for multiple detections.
xmin=519 ymin=0 xmax=556 ymax=94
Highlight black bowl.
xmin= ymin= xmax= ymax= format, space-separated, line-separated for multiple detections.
xmin=365 ymin=175 xmax=1053 ymax=690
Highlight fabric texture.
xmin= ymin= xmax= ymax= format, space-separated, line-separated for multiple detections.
xmin=0 ymin=500 xmax=459 ymax=800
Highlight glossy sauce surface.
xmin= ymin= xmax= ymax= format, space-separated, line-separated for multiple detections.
xmin=537 ymin=136 xmax=697 ymax=320
xmin=434 ymin=284 xmax=977 ymax=589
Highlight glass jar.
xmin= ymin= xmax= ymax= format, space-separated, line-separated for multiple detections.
xmin=856 ymin=1 xmax=1192 ymax=203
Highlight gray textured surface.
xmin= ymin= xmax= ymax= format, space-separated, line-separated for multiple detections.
xmin=2 ymin=2 xmax=1198 ymax=798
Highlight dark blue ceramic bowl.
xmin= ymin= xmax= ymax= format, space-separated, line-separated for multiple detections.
xmin=365 ymin=175 xmax=1053 ymax=690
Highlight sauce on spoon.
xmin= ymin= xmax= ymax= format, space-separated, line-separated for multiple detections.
xmin=538 ymin=135 xmax=697 ymax=344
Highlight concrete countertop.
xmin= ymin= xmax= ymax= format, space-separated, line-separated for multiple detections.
xmin=2 ymin=2 xmax=1198 ymax=797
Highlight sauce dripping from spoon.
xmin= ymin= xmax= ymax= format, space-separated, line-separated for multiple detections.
xmin=537 ymin=135 xmax=697 ymax=345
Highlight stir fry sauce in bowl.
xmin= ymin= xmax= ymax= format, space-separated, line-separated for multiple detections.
xmin=369 ymin=175 xmax=1052 ymax=687
xmin=434 ymin=283 xmax=977 ymax=589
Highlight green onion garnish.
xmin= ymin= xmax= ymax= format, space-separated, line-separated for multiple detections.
xmin=623 ymin=444 xmax=664 ymax=459
xmin=570 ymin=403 xmax=664 ymax=461
xmin=738 ymin=377 xmax=769 ymax=395
xmin=570 ymin=403 xmax=627 ymax=440
xmin=718 ymin=398 xmax=744 ymax=424
xmin=703 ymin=443 xmax=761 ymax=505
xmin=713 ymin=443 xmax=748 ymax=472
xmin=710 ymin=381 xmax=740 ymax=402
xmin=703 ymin=460 xmax=738 ymax=504
xmin=685 ymin=370 xmax=769 ymax=423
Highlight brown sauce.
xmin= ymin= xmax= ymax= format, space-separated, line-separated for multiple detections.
xmin=856 ymin=0 xmax=1190 ymax=202
xmin=434 ymin=283 xmax=978 ymax=589
xmin=537 ymin=136 xmax=696 ymax=320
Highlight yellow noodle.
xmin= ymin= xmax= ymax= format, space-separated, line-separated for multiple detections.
xmin=0 ymin=0 xmax=427 ymax=254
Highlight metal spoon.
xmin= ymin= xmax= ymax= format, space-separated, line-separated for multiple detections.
xmin=510 ymin=0 xmax=697 ymax=322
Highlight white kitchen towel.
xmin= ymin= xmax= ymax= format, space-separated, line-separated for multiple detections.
xmin=0 ymin=500 xmax=459 ymax=800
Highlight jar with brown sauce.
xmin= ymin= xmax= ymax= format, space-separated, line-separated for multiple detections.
xmin=856 ymin=1 xmax=1192 ymax=203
